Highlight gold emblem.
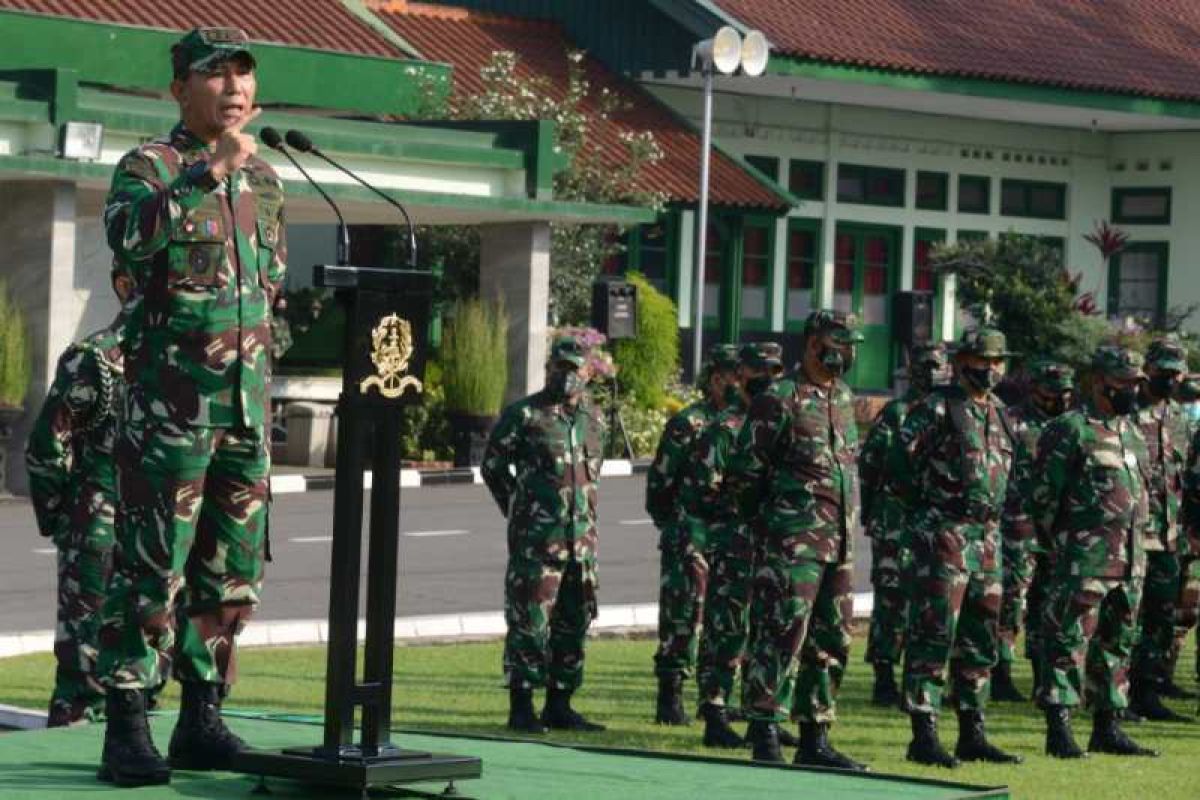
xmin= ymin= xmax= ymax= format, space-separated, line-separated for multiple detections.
xmin=359 ymin=313 xmax=423 ymax=399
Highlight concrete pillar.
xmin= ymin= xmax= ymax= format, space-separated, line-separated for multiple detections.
xmin=0 ymin=180 xmax=80 ymax=494
xmin=479 ymin=222 xmax=551 ymax=404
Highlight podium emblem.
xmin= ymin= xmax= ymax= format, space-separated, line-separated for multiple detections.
xmin=359 ymin=313 xmax=423 ymax=399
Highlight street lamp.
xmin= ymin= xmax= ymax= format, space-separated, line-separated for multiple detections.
xmin=691 ymin=27 xmax=768 ymax=381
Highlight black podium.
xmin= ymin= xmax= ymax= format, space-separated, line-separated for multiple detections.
xmin=231 ymin=266 xmax=482 ymax=795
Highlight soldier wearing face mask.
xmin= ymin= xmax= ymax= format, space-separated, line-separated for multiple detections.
xmin=860 ymin=343 xmax=948 ymax=707
xmin=993 ymin=361 xmax=1076 ymax=703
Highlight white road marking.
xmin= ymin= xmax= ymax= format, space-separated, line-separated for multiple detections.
xmin=32 ymin=548 xmax=57 ymax=556
xmin=618 ymin=519 xmax=653 ymax=526
xmin=404 ymin=529 xmax=470 ymax=538
xmin=289 ymin=536 xmax=333 ymax=544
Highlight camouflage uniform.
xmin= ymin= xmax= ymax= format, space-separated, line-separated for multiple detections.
xmin=1174 ymin=375 xmax=1200 ymax=690
xmin=482 ymin=338 xmax=607 ymax=693
xmin=96 ymin=106 xmax=286 ymax=690
xmin=27 ymin=315 xmax=126 ymax=725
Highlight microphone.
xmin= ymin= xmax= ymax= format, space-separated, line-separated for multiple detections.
xmin=261 ymin=126 xmax=349 ymax=266
xmin=285 ymin=129 xmax=418 ymax=268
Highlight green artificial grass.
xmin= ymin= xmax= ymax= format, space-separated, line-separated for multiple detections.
xmin=2 ymin=634 xmax=1197 ymax=800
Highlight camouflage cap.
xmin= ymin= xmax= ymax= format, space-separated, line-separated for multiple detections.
xmin=1091 ymin=345 xmax=1145 ymax=381
xmin=910 ymin=342 xmax=948 ymax=369
xmin=739 ymin=341 xmax=784 ymax=370
xmin=953 ymin=326 xmax=1014 ymax=358
xmin=705 ymin=343 xmax=740 ymax=372
xmin=1146 ymin=336 xmax=1188 ymax=373
xmin=1029 ymin=359 xmax=1076 ymax=392
xmin=803 ymin=309 xmax=865 ymax=344
xmin=172 ymin=27 xmax=256 ymax=78
xmin=549 ymin=335 xmax=588 ymax=368
xmin=1177 ymin=373 xmax=1200 ymax=402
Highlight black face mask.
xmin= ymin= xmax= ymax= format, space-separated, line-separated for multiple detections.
xmin=1148 ymin=374 xmax=1177 ymax=401
xmin=745 ymin=376 xmax=772 ymax=397
xmin=1035 ymin=395 xmax=1070 ymax=417
xmin=820 ymin=345 xmax=853 ymax=377
xmin=1104 ymin=384 xmax=1140 ymax=415
xmin=547 ymin=369 xmax=586 ymax=400
xmin=962 ymin=365 xmax=1002 ymax=393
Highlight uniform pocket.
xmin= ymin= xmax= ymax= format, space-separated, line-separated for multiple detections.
xmin=169 ymin=211 xmax=224 ymax=288
xmin=256 ymin=215 xmax=280 ymax=291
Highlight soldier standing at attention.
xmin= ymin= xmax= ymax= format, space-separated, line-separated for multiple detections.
xmin=483 ymin=335 xmax=607 ymax=735
xmin=646 ymin=343 xmax=739 ymax=726
xmin=1169 ymin=374 xmax=1200 ymax=702
xmin=94 ymin=28 xmax=285 ymax=787
xmin=689 ymin=342 xmax=784 ymax=748
xmin=993 ymin=361 xmax=1075 ymax=702
xmin=894 ymin=327 xmax=1022 ymax=768
xmin=1034 ymin=346 xmax=1158 ymax=758
xmin=733 ymin=311 xmax=867 ymax=770
xmin=27 ymin=266 xmax=136 ymax=727
xmin=860 ymin=342 xmax=947 ymax=707
xmin=1129 ymin=337 xmax=1192 ymax=721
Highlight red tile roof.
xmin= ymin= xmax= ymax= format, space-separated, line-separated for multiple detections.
xmin=370 ymin=1 xmax=790 ymax=209
xmin=0 ymin=0 xmax=403 ymax=58
xmin=713 ymin=0 xmax=1200 ymax=103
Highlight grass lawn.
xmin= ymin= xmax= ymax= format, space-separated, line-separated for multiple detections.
xmin=2 ymin=633 xmax=1197 ymax=799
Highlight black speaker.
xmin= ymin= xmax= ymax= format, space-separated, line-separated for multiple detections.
xmin=591 ymin=279 xmax=638 ymax=340
xmin=893 ymin=291 xmax=934 ymax=346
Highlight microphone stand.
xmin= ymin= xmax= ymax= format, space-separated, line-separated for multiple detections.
xmin=263 ymin=129 xmax=350 ymax=265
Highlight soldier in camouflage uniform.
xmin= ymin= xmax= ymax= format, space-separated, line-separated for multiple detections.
xmin=1169 ymin=375 xmax=1200 ymax=701
xmin=861 ymin=343 xmax=948 ymax=707
xmin=1129 ymin=337 xmax=1192 ymax=721
xmin=892 ymin=327 xmax=1022 ymax=768
xmin=993 ymin=360 xmax=1075 ymax=703
xmin=26 ymin=266 xmax=136 ymax=727
xmin=1034 ymin=346 xmax=1158 ymax=758
xmin=731 ymin=311 xmax=867 ymax=770
xmin=94 ymin=28 xmax=285 ymax=787
xmin=483 ymin=335 xmax=608 ymax=735
xmin=647 ymin=343 xmax=739 ymax=726
xmin=688 ymin=342 xmax=784 ymax=749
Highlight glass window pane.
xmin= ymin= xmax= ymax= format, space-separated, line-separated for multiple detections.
xmin=916 ymin=171 xmax=948 ymax=210
xmin=1030 ymin=185 xmax=1064 ymax=217
xmin=744 ymin=155 xmax=779 ymax=181
xmin=837 ymin=166 xmax=865 ymax=203
xmin=787 ymin=289 xmax=813 ymax=321
xmin=789 ymin=161 xmax=824 ymax=200
xmin=742 ymin=287 xmax=767 ymax=319
xmin=958 ymin=176 xmax=990 ymax=213
xmin=1000 ymin=182 xmax=1026 ymax=215
xmin=1117 ymin=191 xmax=1170 ymax=222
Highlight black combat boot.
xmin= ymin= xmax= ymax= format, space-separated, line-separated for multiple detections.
xmin=698 ymin=702 xmax=744 ymax=748
xmin=1159 ymin=677 xmax=1196 ymax=700
xmin=542 ymin=685 xmax=605 ymax=731
xmin=1130 ymin=678 xmax=1191 ymax=722
xmin=793 ymin=722 xmax=868 ymax=771
xmin=1089 ymin=710 xmax=1159 ymax=757
xmin=776 ymin=724 xmax=800 ymax=748
xmin=871 ymin=661 xmax=900 ymax=707
xmin=954 ymin=710 xmax=1022 ymax=763
xmin=168 ymin=682 xmax=246 ymax=770
xmin=1043 ymin=706 xmax=1086 ymax=759
xmin=745 ymin=720 xmax=783 ymax=763
xmin=1120 ymin=706 xmax=1144 ymax=724
xmin=98 ymin=689 xmax=171 ymax=786
xmin=990 ymin=661 xmax=1026 ymax=703
xmin=655 ymin=674 xmax=690 ymax=725
xmin=906 ymin=712 xmax=959 ymax=768
xmin=1029 ymin=658 xmax=1044 ymax=698
xmin=507 ymin=685 xmax=546 ymax=734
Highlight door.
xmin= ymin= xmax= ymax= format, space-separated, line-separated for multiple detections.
xmin=834 ymin=224 xmax=899 ymax=390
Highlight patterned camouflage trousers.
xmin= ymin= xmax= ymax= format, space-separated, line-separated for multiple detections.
xmin=50 ymin=519 xmax=114 ymax=725
xmin=1023 ymin=552 xmax=1055 ymax=667
xmin=998 ymin=539 xmax=1037 ymax=665
xmin=865 ymin=527 xmax=910 ymax=665
xmin=697 ymin=522 xmax=755 ymax=705
xmin=1132 ymin=551 xmax=1181 ymax=685
xmin=653 ymin=522 xmax=708 ymax=679
xmin=741 ymin=554 xmax=853 ymax=724
xmin=504 ymin=556 xmax=598 ymax=691
xmin=1170 ymin=557 xmax=1200 ymax=683
xmin=902 ymin=560 xmax=1002 ymax=715
xmin=98 ymin=423 xmax=270 ymax=690
xmin=1039 ymin=576 xmax=1141 ymax=710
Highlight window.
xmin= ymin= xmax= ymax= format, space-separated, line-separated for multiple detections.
xmin=1112 ymin=187 xmax=1172 ymax=224
xmin=740 ymin=220 xmax=772 ymax=325
xmin=744 ymin=155 xmax=779 ymax=182
xmin=913 ymin=229 xmax=945 ymax=293
xmin=958 ymin=175 xmax=991 ymax=214
xmin=916 ymin=171 xmax=948 ymax=211
xmin=1001 ymin=179 xmax=1066 ymax=219
xmin=786 ymin=221 xmax=819 ymax=326
xmin=600 ymin=218 xmax=673 ymax=294
xmin=957 ymin=230 xmax=989 ymax=243
xmin=703 ymin=224 xmax=724 ymax=319
xmin=837 ymin=164 xmax=905 ymax=206
xmin=788 ymin=160 xmax=824 ymax=200
xmin=834 ymin=232 xmax=856 ymax=313
xmin=1109 ymin=242 xmax=1168 ymax=325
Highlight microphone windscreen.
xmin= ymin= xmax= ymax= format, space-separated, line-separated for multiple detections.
xmin=260 ymin=127 xmax=283 ymax=148
xmin=285 ymin=129 xmax=314 ymax=153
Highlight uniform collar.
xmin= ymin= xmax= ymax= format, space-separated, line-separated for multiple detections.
xmin=169 ymin=123 xmax=210 ymax=155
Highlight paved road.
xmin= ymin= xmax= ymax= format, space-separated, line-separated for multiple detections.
xmin=0 ymin=476 xmax=870 ymax=632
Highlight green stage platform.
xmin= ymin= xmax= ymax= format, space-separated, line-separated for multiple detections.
xmin=0 ymin=712 xmax=1008 ymax=799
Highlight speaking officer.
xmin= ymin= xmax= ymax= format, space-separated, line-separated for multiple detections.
xmin=95 ymin=28 xmax=286 ymax=787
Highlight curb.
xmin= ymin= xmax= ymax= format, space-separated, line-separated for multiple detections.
xmin=269 ymin=459 xmax=649 ymax=495
xmin=0 ymin=594 xmax=873 ymax=660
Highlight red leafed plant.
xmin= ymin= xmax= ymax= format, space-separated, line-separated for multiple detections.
xmin=1083 ymin=220 xmax=1129 ymax=260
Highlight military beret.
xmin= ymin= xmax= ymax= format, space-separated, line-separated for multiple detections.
xmin=1091 ymin=345 xmax=1145 ymax=380
xmin=1029 ymin=359 xmax=1075 ymax=392
xmin=803 ymin=309 xmax=864 ymax=344
xmin=1146 ymin=336 xmax=1188 ymax=373
xmin=952 ymin=326 xmax=1014 ymax=358
xmin=549 ymin=335 xmax=588 ymax=368
xmin=172 ymin=27 xmax=256 ymax=78
xmin=739 ymin=341 xmax=783 ymax=370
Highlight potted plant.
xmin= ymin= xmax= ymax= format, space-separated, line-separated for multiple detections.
xmin=441 ymin=297 xmax=508 ymax=467
xmin=0 ymin=278 xmax=31 ymax=492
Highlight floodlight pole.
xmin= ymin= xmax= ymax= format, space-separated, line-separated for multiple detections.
xmin=692 ymin=64 xmax=715 ymax=382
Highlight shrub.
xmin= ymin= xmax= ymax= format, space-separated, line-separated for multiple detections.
xmin=612 ymin=273 xmax=679 ymax=409
xmin=441 ymin=297 xmax=509 ymax=416
xmin=398 ymin=360 xmax=452 ymax=462
xmin=0 ymin=279 xmax=30 ymax=408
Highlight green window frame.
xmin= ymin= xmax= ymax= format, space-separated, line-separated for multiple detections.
xmin=788 ymin=159 xmax=825 ymax=200
xmin=1000 ymin=179 xmax=1067 ymax=219
xmin=744 ymin=154 xmax=780 ymax=183
xmin=956 ymin=229 xmax=989 ymax=243
xmin=738 ymin=215 xmax=776 ymax=331
xmin=837 ymin=163 xmax=905 ymax=207
xmin=958 ymin=174 xmax=991 ymax=214
xmin=914 ymin=228 xmax=946 ymax=341
xmin=784 ymin=218 xmax=821 ymax=331
xmin=916 ymin=171 xmax=948 ymax=211
xmin=1108 ymin=241 xmax=1169 ymax=326
xmin=603 ymin=213 xmax=679 ymax=299
xmin=1112 ymin=187 xmax=1172 ymax=225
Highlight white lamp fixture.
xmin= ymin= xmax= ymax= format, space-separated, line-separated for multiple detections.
xmin=690 ymin=27 xmax=769 ymax=380
xmin=60 ymin=121 xmax=104 ymax=161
